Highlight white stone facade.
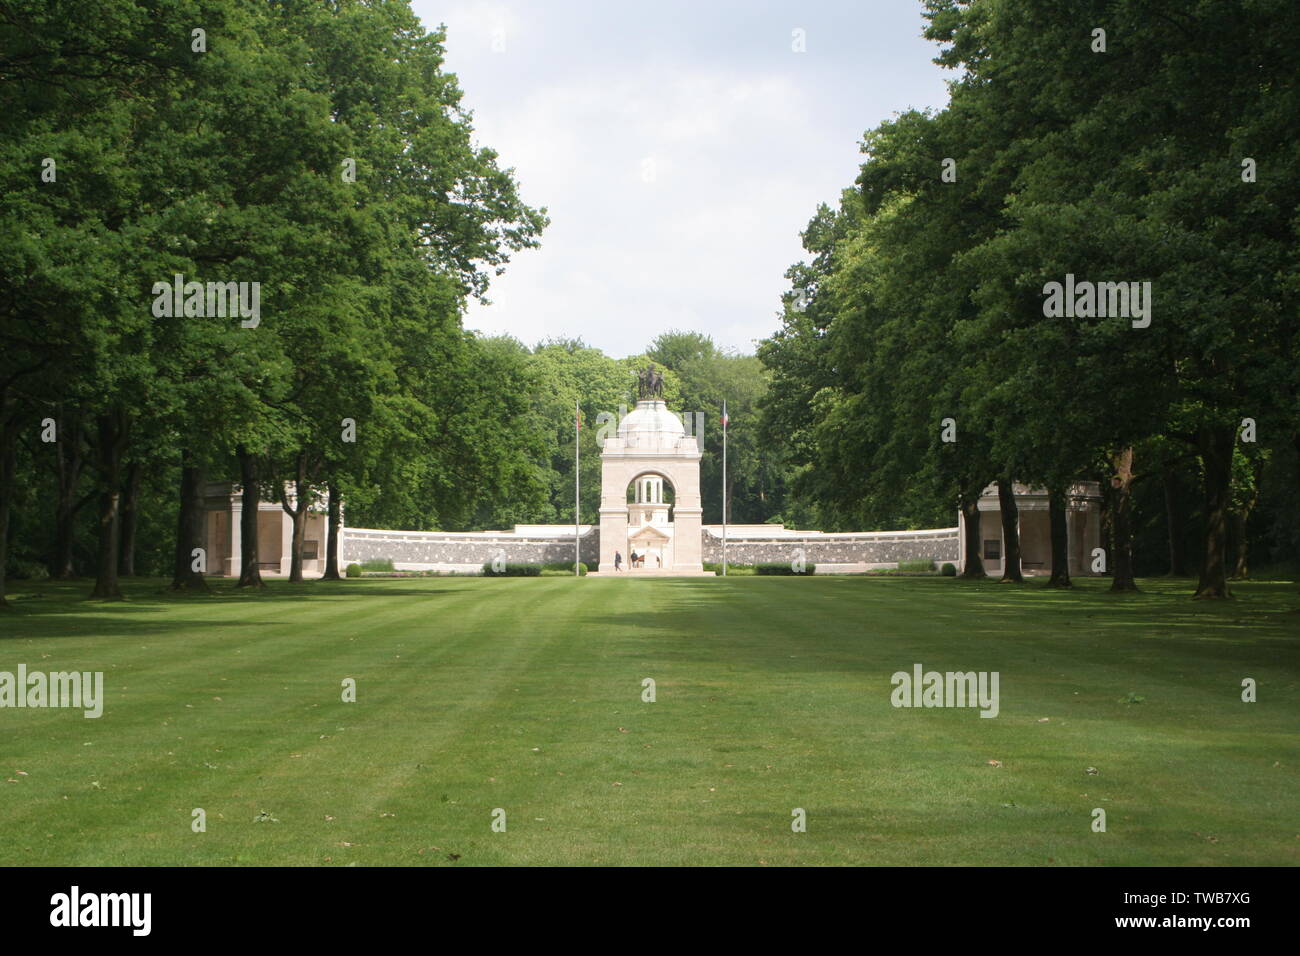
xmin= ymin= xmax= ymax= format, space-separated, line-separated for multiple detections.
xmin=958 ymin=482 xmax=1103 ymax=576
xmin=597 ymin=399 xmax=705 ymax=573
xmin=200 ymin=481 xmax=329 ymax=577
xmin=195 ymin=422 xmax=1103 ymax=578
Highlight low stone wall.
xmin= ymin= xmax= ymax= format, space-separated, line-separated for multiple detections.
xmin=342 ymin=527 xmax=599 ymax=570
xmin=340 ymin=525 xmax=958 ymax=573
xmin=700 ymin=528 xmax=959 ymax=568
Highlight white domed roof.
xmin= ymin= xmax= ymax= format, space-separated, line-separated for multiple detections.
xmin=618 ymin=400 xmax=685 ymax=440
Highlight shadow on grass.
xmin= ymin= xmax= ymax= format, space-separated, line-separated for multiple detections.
xmin=0 ymin=577 xmax=465 ymax=640
xmin=0 ymin=613 xmax=290 ymax=641
xmin=4 ymin=576 xmax=1297 ymax=665
xmin=576 ymin=575 xmax=1300 ymax=679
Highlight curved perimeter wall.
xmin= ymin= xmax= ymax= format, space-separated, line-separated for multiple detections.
xmin=701 ymin=528 xmax=959 ymax=569
xmin=342 ymin=527 xmax=599 ymax=570
xmin=341 ymin=525 xmax=958 ymax=572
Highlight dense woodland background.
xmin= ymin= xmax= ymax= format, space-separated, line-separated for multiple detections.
xmin=1 ymin=0 xmax=1296 ymax=601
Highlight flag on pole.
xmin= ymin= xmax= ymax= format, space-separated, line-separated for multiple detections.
xmin=721 ymin=399 xmax=728 ymax=577
xmin=575 ymin=399 xmax=581 ymax=576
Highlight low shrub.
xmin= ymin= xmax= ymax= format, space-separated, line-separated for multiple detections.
xmin=898 ymin=558 xmax=936 ymax=573
xmin=10 ymin=560 xmax=50 ymax=580
xmin=940 ymin=562 xmax=957 ymax=576
xmin=345 ymin=563 xmax=362 ymax=578
xmin=482 ymin=562 xmax=541 ymax=577
xmin=360 ymin=557 xmax=395 ymax=572
xmin=363 ymin=569 xmax=453 ymax=578
xmin=754 ymin=562 xmax=818 ymax=575
xmin=541 ymin=561 xmax=588 ymax=575
xmin=702 ymin=562 xmax=756 ymax=575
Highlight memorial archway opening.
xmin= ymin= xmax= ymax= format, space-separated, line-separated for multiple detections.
xmin=626 ymin=471 xmax=675 ymax=569
xmin=596 ymin=393 xmax=705 ymax=573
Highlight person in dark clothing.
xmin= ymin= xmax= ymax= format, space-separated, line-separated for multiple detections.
xmin=614 ymin=550 xmax=623 ymax=571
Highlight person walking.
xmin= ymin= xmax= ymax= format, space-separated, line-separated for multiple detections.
xmin=614 ymin=550 xmax=623 ymax=571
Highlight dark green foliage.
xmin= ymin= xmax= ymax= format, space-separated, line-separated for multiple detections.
xmin=0 ymin=0 xmax=548 ymax=596
xmin=755 ymin=0 xmax=1300 ymax=594
xmin=9 ymin=560 xmax=49 ymax=581
xmin=481 ymin=562 xmax=542 ymax=577
xmin=702 ymin=561 xmax=754 ymax=574
xmin=898 ymin=559 xmax=936 ymax=573
xmin=754 ymin=562 xmax=817 ymax=576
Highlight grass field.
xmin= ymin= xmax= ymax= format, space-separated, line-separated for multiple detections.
xmin=1 ymin=575 xmax=1297 ymax=866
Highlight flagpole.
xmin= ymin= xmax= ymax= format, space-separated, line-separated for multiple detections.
xmin=722 ymin=399 xmax=728 ymax=577
xmin=575 ymin=398 xmax=581 ymax=577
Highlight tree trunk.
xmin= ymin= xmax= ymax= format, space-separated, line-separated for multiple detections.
xmin=0 ymin=394 xmax=15 ymax=609
xmin=170 ymin=453 xmax=209 ymax=592
xmin=997 ymin=478 xmax=1024 ymax=583
xmin=51 ymin=408 xmax=85 ymax=579
xmin=279 ymin=453 xmax=310 ymax=584
xmin=236 ymin=446 xmax=264 ymax=588
xmin=323 ymin=481 xmax=342 ymax=580
xmin=1230 ymin=512 xmax=1248 ymax=580
xmin=119 ymin=461 xmax=141 ymax=577
xmin=1047 ymin=485 xmax=1072 ymax=588
xmin=290 ymin=505 xmax=307 ymax=582
xmin=1293 ymin=432 xmax=1300 ymax=574
xmin=1229 ymin=459 xmax=1261 ymax=581
xmin=959 ymin=493 xmax=986 ymax=579
xmin=1099 ymin=476 xmax=1114 ymax=579
xmin=1194 ymin=426 xmax=1234 ymax=599
xmin=1162 ymin=464 xmax=1188 ymax=576
xmin=1108 ymin=447 xmax=1138 ymax=592
xmin=90 ymin=410 xmax=127 ymax=600
xmin=1296 ymin=432 xmax=1300 ymax=572
xmin=1294 ymin=433 xmax=1300 ymax=513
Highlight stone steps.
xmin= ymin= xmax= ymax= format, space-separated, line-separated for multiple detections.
xmin=587 ymin=569 xmax=717 ymax=577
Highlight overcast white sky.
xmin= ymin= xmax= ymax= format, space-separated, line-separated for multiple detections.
xmin=410 ymin=0 xmax=952 ymax=358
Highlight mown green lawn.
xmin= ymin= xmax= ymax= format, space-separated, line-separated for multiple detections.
xmin=1 ymin=575 xmax=1296 ymax=866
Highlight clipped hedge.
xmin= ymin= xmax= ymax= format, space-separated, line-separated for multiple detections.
xmin=11 ymin=559 xmax=50 ymax=580
xmin=482 ymin=562 xmax=542 ymax=577
xmin=345 ymin=563 xmax=362 ymax=578
xmin=702 ymin=562 xmax=755 ymax=575
xmin=898 ymin=558 xmax=936 ymax=573
xmin=360 ymin=557 xmax=395 ymax=571
xmin=754 ymin=561 xmax=817 ymax=575
xmin=941 ymin=562 xmax=957 ymax=576
xmin=541 ymin=561 xmax=588 ymax=576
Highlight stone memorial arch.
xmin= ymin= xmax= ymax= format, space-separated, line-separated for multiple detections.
xmin=598 ymin=369 xmax=704 ymax=573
